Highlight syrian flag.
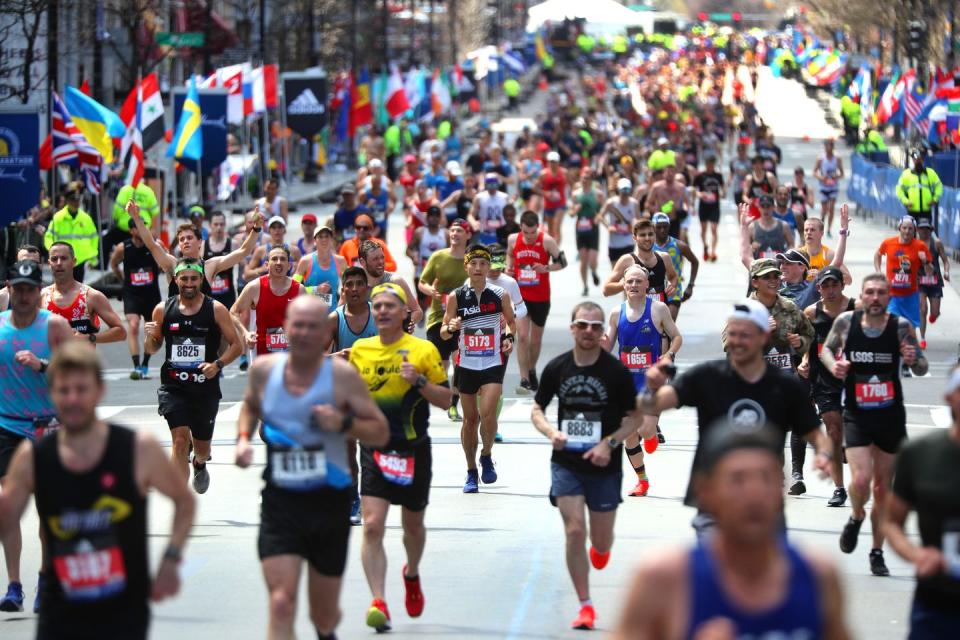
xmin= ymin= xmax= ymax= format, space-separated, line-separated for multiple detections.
xmin=386 ymin=65 xmax=410 ymax=119
xmin=120 ymin=73 xmax=165 ymax=151
xmin=121 ymin=79 xmax=145 ymax=187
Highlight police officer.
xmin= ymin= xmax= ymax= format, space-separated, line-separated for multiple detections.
xmin=43 ymin=181 xmax=99 ymax=282
xmin=896 ymin=150 xmax=943 ymax=228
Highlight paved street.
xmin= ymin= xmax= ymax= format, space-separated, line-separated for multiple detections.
xmin=3 ymin=71 xmax=957 ymax=638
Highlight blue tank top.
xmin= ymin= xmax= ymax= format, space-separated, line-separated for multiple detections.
xmin=336 ymin=303 xmax=376 ymax=351
xmin=654 ymin=236 xmax=684 ymax=300
xmin=303 ymin=252 xmax=340 ymax=308
xmin=365 ymin=189 xmax=390 ymax=235
xmin=687 ymin=542 xmax=822 ymax=640
xmin=617 ymin=299 xmax=662 ymax=392
xmin=260 ymin=354 xmax=352 ymax=491
xmin=0 ymin=310 xmax=55 ymax=437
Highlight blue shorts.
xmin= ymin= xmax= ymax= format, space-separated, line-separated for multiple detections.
xmin=549 ymin=463 xmax=622 ymax=512
xmin=543 ymin=206 xmax=565 ymax=218
xmin=889 ymin=292 xmax=921 ymax=328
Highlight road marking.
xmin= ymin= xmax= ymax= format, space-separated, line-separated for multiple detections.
xmin=505 ymin=544 xmax=542 ymax=640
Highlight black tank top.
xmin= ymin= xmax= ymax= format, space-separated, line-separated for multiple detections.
xmin=631 ymin=251 xmax=667 ymax=298
xmin=161 ymin=295 xmax=222 ymax=396
xmin=750 ymin=172 xmax=773 ymax=198
xmin=34 ymin=424 xmax=149 ymax=626
xmin=122 ymin=239 xmax=161 ymax=298
xmin=810 ymin=298 xmax=856 ymax=388
xmin=456 ymin=193 xmax=473 ymax=219
xmin=842 ymin=310 xmax=902 ymax=414
xmin=167 ymin=259 xmax=214 ymax=298
xmin=203 ymin=237 xmax=236 ymax=306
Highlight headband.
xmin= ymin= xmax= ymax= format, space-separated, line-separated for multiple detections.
xmin=370 ymin=282 xmax=407 ymax=304
xmin=464 ymin=247 xmax=492 ymax=265
xmin=174 ymin=263 xmax=204 ymax=276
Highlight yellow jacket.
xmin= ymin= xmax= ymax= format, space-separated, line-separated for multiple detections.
xmin=896 ymin=167 xmax=943 ymax=213
xmin=44 ymin=206 xmax=99 ymax=265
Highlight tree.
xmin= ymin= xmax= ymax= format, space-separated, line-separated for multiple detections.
xmin=0 ymin=0 xmax=49 ymax=106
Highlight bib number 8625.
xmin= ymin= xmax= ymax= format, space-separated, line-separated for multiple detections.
xmin=175 ymin=345 xmax=200 ymax=359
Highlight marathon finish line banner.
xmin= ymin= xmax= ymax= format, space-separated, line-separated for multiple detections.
xmin=847 ymin=153 xmax=960 ymax=253
xmin=283 ymin=72 xmax=328 ymax=138
xmin=172 ymin=89 xmax=228 ymax=176
xmin=0 ymin=109 xmax=40 ymax=227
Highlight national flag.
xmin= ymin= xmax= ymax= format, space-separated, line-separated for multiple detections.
xmin=904 ymin=82 xmax=929 ymax=136
xmin=63 ymin=85 xmax=124 ymax=162
xmin=875 ymin=69 xmax=904 ymax=124
xmin=218 ymin=63 xmax=252 ymax=124
xmin=405 ymin=67 xmax=424 ymax=110
xmin=167 ymin=77 xmax=203 ymax=160
xmin=121 ymin=79 xmax=145 ymax=187
xmin=386 ymin=65 xmax=410 ymax=119
xmin=454 ymin=64 xmax=474 ymax=94
xmin=430 ymin=68 xmax=451 ymax=117
xmin=251 ymin=64 xmax=279 ymax=113
xmin=120 ymin=73 xmax=165 ymax=151
xmin=336 ymin=74 xmax=351 ymax=144
xmin=500 ymin=50 xmax=526 ymax=75
xmin=534 ymin=33 xmax=548 ymax=62
xmin=350 ymin=67 xmax=373 ymax=136
xmin=39 ymin=92 xmax=103 ymax=193
xmin=79 ymin=79 xmax=91 ymax=96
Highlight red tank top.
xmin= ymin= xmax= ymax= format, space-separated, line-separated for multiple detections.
xmin=512 ymin=230 xmax=550 ymax=302
xmin=255 ymin=276 xmax=300 ymax=355
xmin=42 ymin=284 xmax=100 ymax=334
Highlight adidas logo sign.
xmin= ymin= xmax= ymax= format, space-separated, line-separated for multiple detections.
xmin=288 ymin=89 xmax=325 ymax=115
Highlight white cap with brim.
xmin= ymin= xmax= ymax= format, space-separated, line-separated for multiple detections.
xmin=546 ymin=151 xmax=561 ymax=162
xmin=617 ymin=177 xmax=632 ymax=191
xmin=728 ymin=298 xmax=770 ymax=332
xmin=267 ymin=215 xmax=286 ymax=228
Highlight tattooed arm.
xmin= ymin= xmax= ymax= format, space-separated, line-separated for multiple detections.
xmin=897 ymin=317 xmax=928 ymax=376
xmin=819 ymin=311 xmax=853 ymax=379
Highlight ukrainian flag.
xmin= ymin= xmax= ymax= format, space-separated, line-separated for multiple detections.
xmin=167 ymin=78 xmax=203 ymax=160
xmin=64 ymin=85 xmax=125 ymax=163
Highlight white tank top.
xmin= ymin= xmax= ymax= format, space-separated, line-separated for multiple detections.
xmin=417 ymin=227 xmax=447 ymax=276
xmin=608 ymin=199 xmax=636 ymax=249
xmin=820 ymin=156 xmax=839 ymax=185
xmin=257 ymin=196 xmax=285 ymax=218
xmin=476 ymin=191 xmax=508 ymax=233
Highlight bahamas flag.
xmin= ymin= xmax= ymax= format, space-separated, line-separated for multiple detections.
xmin=64 ymin=85 xmax=124 ymax=163
xmin=167 ymin=78 xmax=203 ymax=160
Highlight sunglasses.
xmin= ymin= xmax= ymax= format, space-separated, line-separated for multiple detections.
xmin=572 ymin=320 xmax=605 ymax=331
xmin=355 ymin=225 xmax=372 ymax=231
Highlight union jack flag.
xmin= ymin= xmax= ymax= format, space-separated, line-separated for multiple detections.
xmin=51 ymin=91 xmax=104 ymax=193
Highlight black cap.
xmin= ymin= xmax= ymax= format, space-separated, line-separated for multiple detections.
xmin=340 ymin=183 xmax=356 ymax=195
xmin=758 ymin=193 xmax=775 ymax=206
xmin=698 ymin=418 xmax=784 ymax=474
xmin=426 ymin=205 xmax=442 ymax=217
xmin=817 ymin=265 xmax=844 ymax=284
xmin=776 ymin=249 xmax=810 ymax=269
xmin=7 ymin=260 xmax=43 ymax=287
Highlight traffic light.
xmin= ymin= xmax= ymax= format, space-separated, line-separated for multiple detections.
xmin=907 ymin=20 xmax=926 ymax=56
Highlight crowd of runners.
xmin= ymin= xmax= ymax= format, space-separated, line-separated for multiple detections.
xmin=0 ymin=31 xmax=959 ymax=640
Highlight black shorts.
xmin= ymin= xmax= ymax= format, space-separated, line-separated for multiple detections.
xmin=842 ymin=409 xmax=907 ymax=454
xmin=210 ymin=292 xmax=237 ymax=310
xmin=455 ymin=365 xmax=506 ymax=394
xmin=360 ymin=441 xmax=432 ymax=512
xmin=426 ymin=322 xmax=459 ymax=361
xmin=576 ymin=229 xmax=600 ymax=251
xmin=158 ymin=387 xmax=220 ymax=441
xmin=258 ymin=486 xmax=352 ymax=576
xmin=525 ymin=300 xmax=551 ymax=327
xmin=608 ymin=245 xmax=633 ymax=265
xmin=811 ymin=382 xmax=842 ymax=415
xmin=37 ymin=611 xmax=149 ymax=640
xmin=0 ymin=429 xmax=26 ymax=477
xmin=122 ymin=290 xmax=161 ymax=319
xmin=698 ymin=207 xmax=720 ymax=224
xmin=919 ymin=284 xmax=943 ymax=299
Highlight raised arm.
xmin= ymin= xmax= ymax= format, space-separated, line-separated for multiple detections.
xmin=128 ymin=200 xmax=175 ymax=273
xmin=738 ymin=203 xmax=754 ymax=270
xmin=213 ymin=217 xmax=261 ymax=276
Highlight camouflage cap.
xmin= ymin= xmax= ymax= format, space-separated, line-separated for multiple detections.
xmin=749 ymin=258 xmax=781 ymax=279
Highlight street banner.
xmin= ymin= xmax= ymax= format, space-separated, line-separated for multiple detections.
xmin=0 ymin=108 xmax=41 ymax=227
xmin=283 ymin=71 xmax=328 ymax=138
xmin=172 ymin=88 xmax=228 ymax=175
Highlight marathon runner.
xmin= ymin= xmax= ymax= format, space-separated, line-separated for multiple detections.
xmin=293 ymin=223 xmax=346 ymax=308
xmin=296 ymin=213 xmax=317 ymax=257
xmin=144 ymin=258 xmax=243 ymax=493
xmin=506 ymin=210 xmax=566 ymax=393
xmin=772 ymin=184 xmax=803 ymax=243
xmin=604 ymin=265 xmax=682 ymax=497
xmin=110 ymin=225 xmax=162 ymax=379
xmin=799 ymin=266 xmax=856 ymax=507
xmin=42 ymin=242 xmax=126 ymax=346
xmin=728 ymin=143 xmax=751 ymax=207
xmin=363 ymin=170 xmax=397 ymax=238
xmin=600 ymin=178 xmax=640 ymax=266
xmin=244 ymin=216 xmax=302 ymax=281
xmin=231 ymin=245 xmax=303 ymax=356
xmin=915 ymin=218 xmax=948 ymax=349
xmin=532 ymin=301 xmax=642 ymax=631
xmin=440 ymin=245 xmax=515 ymax=493
xmin=612 ymin=421 xmax=849 ymax=639
xmin=0 ymin=246 xmax=41 ymax=312
xmin=349 ymin=283 xmax=451 ymax=632
xmin=652 ymin=212 xmax=699 ymax=320
xmin=407 ymin=206 xmax=449 ymax=313
xmin=0 ymin=342 xmax=196 ymax=638
xmin=0 ymin=260 xmax=71 ymax=613
xmin=258 ymin=177 xmax=289 ymax=224
xmin=813 ymin=139 xmax=843 ymax=237
xmin=540 ymin=151 xmax=567 ymax=243
xmin=640 ymin=299 xmax=831 ymax=537
xmin=819 ymin=273 xmax=927 ymax=576
xmin=743 ymin=155 xmax=778 ymax=220
xmin=799 ymin=215 xmax=851 ymax=283
xmin=340 ymin=214 xmax=398 ymax=271
xmin=360 ymin=240 xmax=422 ymax=327
xmin=602 ymin=219 xmax=678 ymax=301
xmin=646 ymin=164 xmax=689 ymax=241
xmin=468 ymin=174 xmax=510 ymax=246
xmin=692 ymin=154 xmax=724 ymax=261
xmin=568 ymin=169 xmax=602 ymax=296
xmin=886 ymin=366 xmax=960 ymax=635
xmin=235 ymin=296 xmax=388 ymax=640
xmin=789 ymin=166 xmax=815 ymax=221
xmin=202 ymin=211 xmax=238 ymax=310
xmin=747 ymin=193 xmax=793 ymax=260
xmin=874 ymin=216 xmax=933 ymax=342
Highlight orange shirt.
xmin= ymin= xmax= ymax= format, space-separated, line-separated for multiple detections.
xmin=878 ymin=237 xmax=928 ymax=296
xmin=339 ymin=236 xmax=397 ymax=272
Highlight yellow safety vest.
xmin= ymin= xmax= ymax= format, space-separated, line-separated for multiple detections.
xmin=112 ymin=183 xmax=158 ymax=231
xmin=44 ymin=207 xmax=100 ymax=266
xmin=896 ymin=167 xmax=943 ymax=213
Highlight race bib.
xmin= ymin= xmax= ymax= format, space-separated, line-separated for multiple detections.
xmin=620 ymin=346 xmax=654 ymax=372
xmin=701 ymin=192 xmax=717 ymax=203
xmin=130 ymin=269 xmax=154 ymax=286
xmin=576 ymin=218 xmax=593 ymax=232
xmin=33 ymin=417 xmax=60 ymax=440
xmin=463 ymin=327 xmax=496 ymax=357
xmin=760 ymin=249 xmax=779 ymax=259
xmin=271 ymin=448 xmax=327 ymax=489
xmin=892 ymin=271 xmax=912 ymax=289
xmin=374 ymin=450 xmax=415 ymax=486
xmin=648 ymin=289 xmax=665 ymax=303
xmin=267 ymin=327 xmax=289 ymax=352
xmin=518 ymin=267 xmax=539 ymax=286
xmin=561 ymin=411 xmax=602 ymax=451
xmin=314 ymin=291 xmax=333 ymax=305
xmin=854 ymin=375 xmax=895 ymax=409
xmin=791 ymin=202 xmax=805 ymax=215
xmin=919 ymin=274 xmax=939 ymax=286
xmin=372 ymin=208 xmax=387 ymax=222
xmin=53 ymin=538 xmax=127 ymax=602
xmin=171 ymin=337 xmax=204 ymax=368
xmin=764 ymin=349 xmax=792 ymax=371
xmin=612 ymin=223 xmax=631 ymax=235
xmin=211 ymin=274 xmax=230 ymax=294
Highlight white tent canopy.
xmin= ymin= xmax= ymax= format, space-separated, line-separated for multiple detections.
xmin=526 ymin=0 xmax=645 ymax=35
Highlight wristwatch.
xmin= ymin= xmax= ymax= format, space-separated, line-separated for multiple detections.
xmin=414 ymin=374 xmax=428 ymax=389
xmin=339 ymin=411 xmax=355 ymax=433
xmin=606 ymin=437 xmax=620 ymax=449
xmin=88 ymin=333 xmax=97 ymax=344
xmin=666 ymin=350 xmax=677 ymax=360
xmin=214 ymin=358 xmax=225 ymax=370
xmin=162 ymin=544 xmax=182 ymax=564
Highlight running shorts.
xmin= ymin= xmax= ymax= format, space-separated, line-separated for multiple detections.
xmin=258 ymin=486 xmax=352 ymax=576
xmin=360 ymin=440 xmax=432 ymax=512
xmin=842 ymin=409 xmax=907 ymax=455
xmin=888 ymin=292 xmax=921 ymax=328
xmin=157 ymin=388 xmax=220 ymax=441
xmin=543 ymin=206 xmax=565 ymax=219
xmin=698 ymin=207 xmax=721 ymax=224
xmin=549 ymin=463 xmax=622 ymax=512
xmin=122 ymin=290 xmax=161 ymax=319
xmin=524 ymin=300 xmax=551 ymax=327
xmin=455 ymin=364 xmax=506 ymax=395
xmin=576 ymin=229 xmax=600 ymax=251
xmin=426 ymin=323 xmax=459 ymax=361
xmin=608 ymin=245 xmax=633 ymax=265
xmin=0 ymin=429 xmax=26 ymax=477
xmin=919 ymin=284 xmax=943 ymax=299
xmin=811 ymin=382 xmax=843 ymax=415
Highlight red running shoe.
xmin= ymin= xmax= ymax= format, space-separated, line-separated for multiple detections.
xmin=589 ymin=546 xmax=611 ymax=570
xmin=629 ymin=479 xmax=650 ymax=497
xmin=920 ymin=339 xmax=927 ymax=350
xmin=643 ymin=436 xmax=659 ymax=454
xmin=365 ymin=598 xmax=391 ymax=631
xmin=571 ymin=604 xmax=596 ymax=630
xmin=402 ymin=564 xmax=424 ymax=617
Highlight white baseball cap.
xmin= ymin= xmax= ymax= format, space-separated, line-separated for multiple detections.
xmin=446 ymin=160 xmax=463 ymax=176
xmin=546 ymin=151 xmax=560 ymax=162
xmin=657 ymin=136 xmax=669 ymax=146
xmin=617 ymin=177 xmax=632 ymax=191
xmin=728 ymin=298 xmax=771 ymax=332
xmin=267 ymin=215 xmax=286 ymax=228
xmin=368 ymin=158 xmax=383 ymax=169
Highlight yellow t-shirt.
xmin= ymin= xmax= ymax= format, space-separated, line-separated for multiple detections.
xmin=349 ymin=333 xmax=447 ymax=448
